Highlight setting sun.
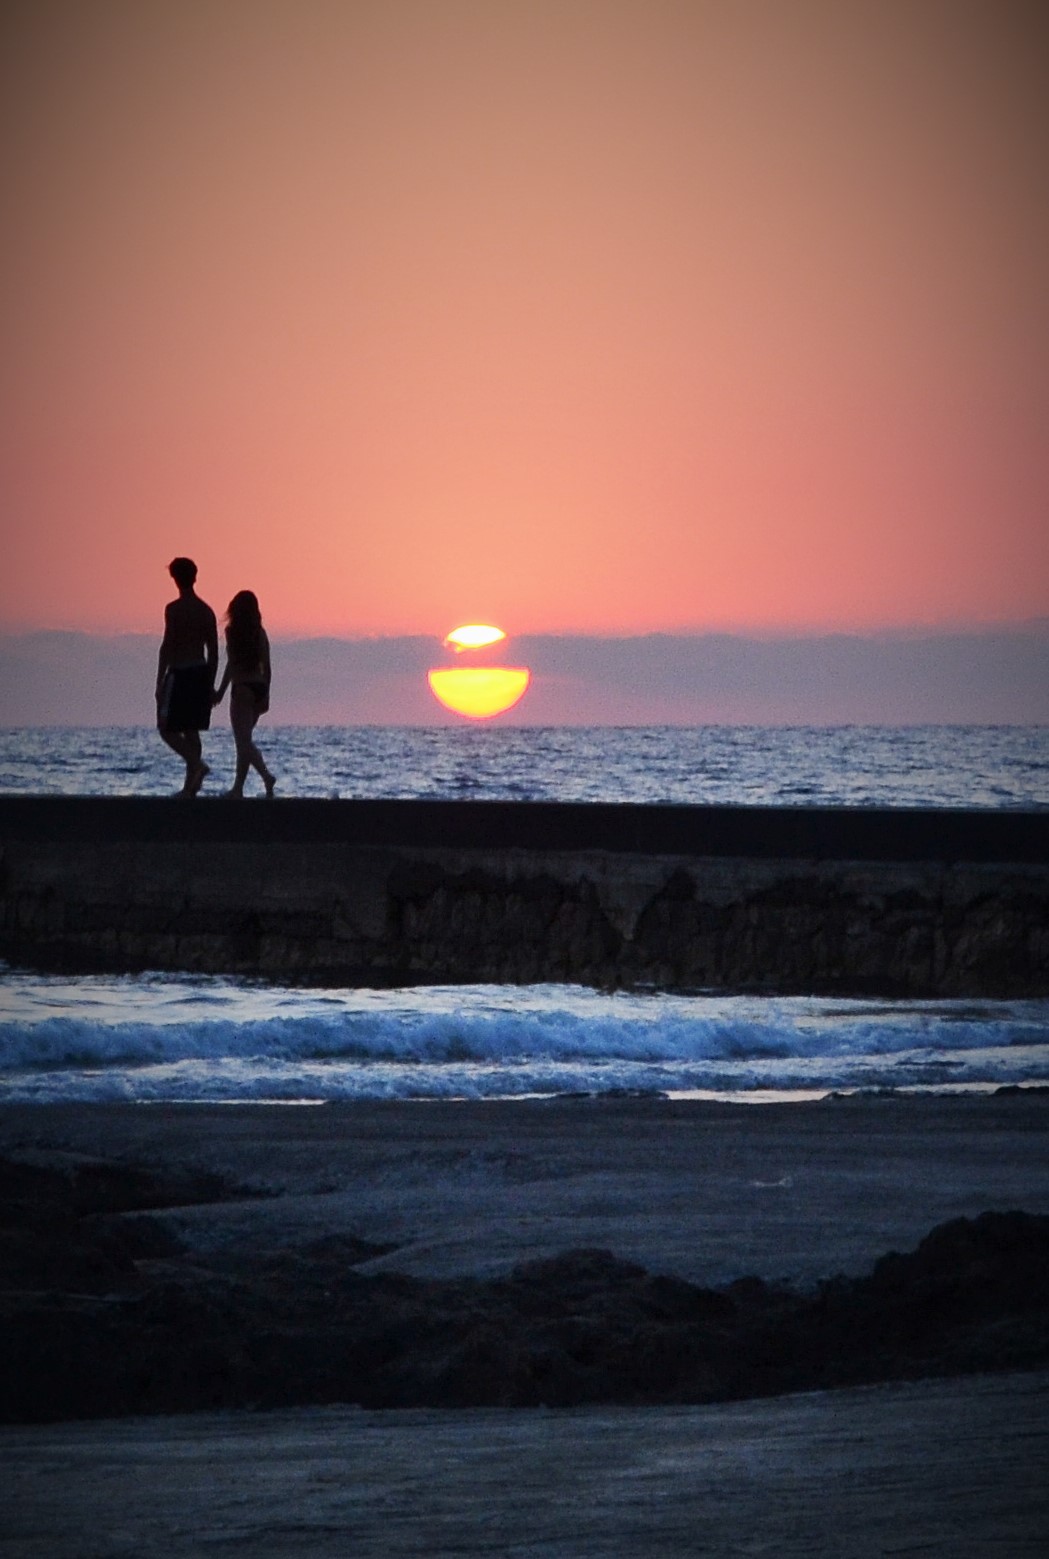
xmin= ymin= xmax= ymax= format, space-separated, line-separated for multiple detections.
xmin=427 ymin=666 xmax=531 ymax=719
xmin=427 ymin=623 xmax=531 ymax=718
xmin=443 ymin=625 xmax=506 ymax=653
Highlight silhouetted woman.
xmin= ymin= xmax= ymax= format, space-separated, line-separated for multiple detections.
xmin=213 ymin=591 xmax=276 ymax=798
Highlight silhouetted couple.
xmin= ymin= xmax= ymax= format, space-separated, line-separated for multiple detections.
xmin=156 ymin=558 xmax=275 ymax=799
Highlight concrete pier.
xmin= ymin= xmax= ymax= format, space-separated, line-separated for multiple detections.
xmin=1 ymin=797 xmax=1047 ymax=995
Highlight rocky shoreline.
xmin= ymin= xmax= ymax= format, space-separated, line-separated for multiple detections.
xmin=4 ymin=1146 xmax=1048 ymax=1422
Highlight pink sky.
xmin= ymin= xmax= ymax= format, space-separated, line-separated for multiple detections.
xmin=3 ymin=0 xmax=1047 ymax=638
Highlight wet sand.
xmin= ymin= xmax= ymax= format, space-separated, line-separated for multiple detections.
xmin=3 ymin=1373 xmax=1047 ymax=1557
xmin=3 ymin=1092 xmax=1048 ymax=1286
xmin=3 ymin=1092 xmax=1048 ymax=1555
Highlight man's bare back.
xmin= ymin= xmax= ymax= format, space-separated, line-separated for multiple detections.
xmin=159 ymin=594 xmax=219 ymax=671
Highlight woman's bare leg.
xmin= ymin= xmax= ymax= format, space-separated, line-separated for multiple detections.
xmin=228 ymin=686 xmax=274 ymax=797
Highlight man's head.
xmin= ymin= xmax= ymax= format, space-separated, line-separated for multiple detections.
xmin=168 ymin=557 xmax=198 ymax=590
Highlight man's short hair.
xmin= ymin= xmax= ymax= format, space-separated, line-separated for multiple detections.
xmin=169 ymin=557 xmax=198 ymax=588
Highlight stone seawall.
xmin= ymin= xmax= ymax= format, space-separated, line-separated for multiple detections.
xmin=1 ymin=798 xmax=1047 ymax=996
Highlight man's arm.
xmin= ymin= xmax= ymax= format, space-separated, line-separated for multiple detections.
xmin=156 ymin=604 xmax=175 ymax=699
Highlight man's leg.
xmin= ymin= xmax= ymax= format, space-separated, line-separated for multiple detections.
xmin=160 ymin=728 xmax=205 ymax=795
xmin=184 ymin=731 xmax=209 ymax=795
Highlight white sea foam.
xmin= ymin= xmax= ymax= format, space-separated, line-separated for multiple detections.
xmin=1 ymin=970 xmax=1046 ymax=1103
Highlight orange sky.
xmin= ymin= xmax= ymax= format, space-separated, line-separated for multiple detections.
xmin=2 ymin=0 xmax=1047 ymax=637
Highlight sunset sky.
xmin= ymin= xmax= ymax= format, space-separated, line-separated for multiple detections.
xmin=3 ymin=0 xmax=1047 ymax=640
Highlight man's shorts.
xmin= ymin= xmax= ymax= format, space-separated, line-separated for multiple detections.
xmin=158 ymin=664 xmax=213 ymax=733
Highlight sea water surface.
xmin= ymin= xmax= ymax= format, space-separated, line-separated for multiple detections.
xmin=1 ymin=724 xmax=1046 ymax=1105
xmin=2 ymin=723 xmax=1048 ymax=807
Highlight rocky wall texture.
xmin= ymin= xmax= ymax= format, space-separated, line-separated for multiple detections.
xmin=2 ymin=834 xmax=1047 ymax=996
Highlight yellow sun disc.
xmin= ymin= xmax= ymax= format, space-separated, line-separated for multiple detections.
xmin=427 ymin=667 xmax=530 ymax=719
xmin=443 ymin=624 xmax=507 ymax=653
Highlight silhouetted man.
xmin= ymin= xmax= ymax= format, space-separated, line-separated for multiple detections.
xmin=156 ymin=557 xmax=218 ymax=796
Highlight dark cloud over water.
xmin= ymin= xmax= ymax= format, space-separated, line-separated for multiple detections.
xmin=2 ymin=627 xmax=1047 ymax=727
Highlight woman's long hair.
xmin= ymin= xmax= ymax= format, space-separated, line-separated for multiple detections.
xmin=225 ymin=590 xmax=263 ymax=664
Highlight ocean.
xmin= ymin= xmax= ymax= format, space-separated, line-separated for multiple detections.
xmin=2 ymin=722 xmax=1048 ymax=806
xmin=2 ymin=723 xmax=1047 ymax=1107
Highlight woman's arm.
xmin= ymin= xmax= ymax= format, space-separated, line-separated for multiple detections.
xmin=213 ymin=662 xmax=231 ymax=704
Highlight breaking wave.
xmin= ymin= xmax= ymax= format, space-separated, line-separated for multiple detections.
xmin=1 ymin=971 xmax=1047 ymax=1104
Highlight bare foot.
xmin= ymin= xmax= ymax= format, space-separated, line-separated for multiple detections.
xmin=263 ymin=772 xmax=276 ymax=798
xmin=189 ymin=762 xmax=210 ymax=797
xmin=223 ymin=788 xmax=244 ymax=799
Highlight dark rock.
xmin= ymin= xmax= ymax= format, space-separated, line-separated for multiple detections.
xmin=1 ymin=1194 xmax=1047 ymax=1424
xmin=0 ymin=1153 xmax=257 ymax=1223
xmin=0 ymin=1224 xmax=137 ymax=1295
